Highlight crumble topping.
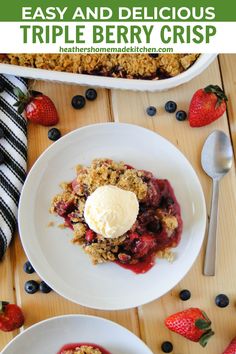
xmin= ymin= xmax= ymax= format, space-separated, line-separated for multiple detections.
xmin=73 ymin=159 xmax=147 ymax=200
xmin=158 ymin=210 xmax=179 ymax=231
xmin=0 ymin=53 xmax=199 ymax=79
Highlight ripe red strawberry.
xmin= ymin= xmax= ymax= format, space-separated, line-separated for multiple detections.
xmin=85 ymin=229 xmax=96 ymax=242
xmin=13 ymin=88 xmax=59 ymax=126
xmin=223 ymin=337 xmax=236 ymax=354
xmin=165 ymin=308 xmax=214 ymax=347
xmin=0 ymin=301 xmax=24 ymax=332
xmin=188 ymin=85 xmax=227 ymax=127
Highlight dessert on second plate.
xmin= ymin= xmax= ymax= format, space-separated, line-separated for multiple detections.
xmin=58 ymin=343 xmax=110 ymax=354
xmin=50 ymin=158 xmax=183 ymax=273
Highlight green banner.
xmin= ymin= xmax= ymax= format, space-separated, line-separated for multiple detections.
xmin=0 ymin=0 xmax=236 ymax=22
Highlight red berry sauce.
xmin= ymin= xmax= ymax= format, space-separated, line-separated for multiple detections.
xmin=115 ymin=252 xmax=155 ymax=274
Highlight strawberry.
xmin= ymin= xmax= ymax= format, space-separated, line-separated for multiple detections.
xmin=188 ymin=85 xmax=227 ymax=127
xmin=85 ymin=229 xmax=96 ymax=243
xmin=165 ymin=308 xmax=214 ymax=347
xmin=0 ymin=301 xmax=24 ymax=332
xmin=133 ymin=234 xmax=157 ymax=259
xmin=223 ymin=337 xmax=236 ymax=354
xmin=13 ymin=88 xmax=59 ymax=126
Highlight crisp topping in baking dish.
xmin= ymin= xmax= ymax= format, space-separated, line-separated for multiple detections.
xmin=0 ymin=53 xmax=199 ymax=79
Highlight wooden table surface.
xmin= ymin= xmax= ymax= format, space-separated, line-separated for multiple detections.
xmin=1 ymin=54 xmax=236 ymax=354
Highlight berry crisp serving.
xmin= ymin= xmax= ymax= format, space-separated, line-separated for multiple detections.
xmin=50 ymin=158 xmax=183 ymax=274
xmin=58 ymin=343 xmax=107 ymax=354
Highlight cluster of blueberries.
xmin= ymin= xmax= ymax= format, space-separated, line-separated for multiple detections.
xmin=161 ymin=290 xmax=230 ymax=353
xmin=147 ymin=100 xmax=187 ymax=121
xmin=47 ymin=88 xmax=98 ymax=142
xmin=71 ymin=88 xmax=97 ymax=109
xmin=23 ymin=260 xmax=52 ymax=294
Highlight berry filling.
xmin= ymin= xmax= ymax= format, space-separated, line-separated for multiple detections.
xmin=115 ymin=178 xmax=182 ymax=273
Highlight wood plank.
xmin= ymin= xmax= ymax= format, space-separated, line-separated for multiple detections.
xmin=111 ymin=58 xmax=236 ymax=354
xmin=219 ymin=54 xmax=236 ymax=155
xmin=5 ymin=81 xmax=140 ymax=352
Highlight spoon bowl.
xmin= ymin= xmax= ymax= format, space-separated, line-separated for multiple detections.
xmin=201 ymin=130 xmax=233 ymax=179
xmin=201 ymin=130 xmax=233 ymax=276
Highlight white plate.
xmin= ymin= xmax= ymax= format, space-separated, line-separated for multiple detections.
xmin=0 ymin=54 xmax=216 ymax=91
xmin=2 ymin=314 xmax=153 ymax=354
xmin=18 ymin=123 xmax=206 ymax=310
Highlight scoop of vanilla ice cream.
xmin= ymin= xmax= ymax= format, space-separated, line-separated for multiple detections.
xmin=84 ymin=185 xmax=139 ymax=239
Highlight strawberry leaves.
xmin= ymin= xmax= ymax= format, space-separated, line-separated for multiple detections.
xmin=195 ymin=316 xmax=214 ymax=347
xmin=13 ymin=87 xmax=31 ymax=114
xmin=0 ymin=301 xmax=9 ymax=313
xmin=199 ymin=330 xmax=215 ymax=347
xmin=195 ymin=318 xmax=211 ymax=330
xmin=204 ymin=85 xmax=228 ymax=108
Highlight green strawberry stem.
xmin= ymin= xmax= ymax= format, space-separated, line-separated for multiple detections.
xmin=199 ymin=329 xmax=215 ymax=347
xmin=29 ymin=90 xmax=42 ymax=97
xmin=13 ymin=87 xmax=32 ymax=114
xmin=201 ymin=310 xmax=211 ymax=323
xmin=195 ymin=311 xmax=214 ymax=347
xmin=0 ymin=301 xmax=9 ymax=312
xmin=204 ymin=84 xmax=228 ymax=108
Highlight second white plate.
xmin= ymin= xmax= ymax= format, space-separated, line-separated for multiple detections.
xmin=2 ymin=315 xmax=153 ymax=354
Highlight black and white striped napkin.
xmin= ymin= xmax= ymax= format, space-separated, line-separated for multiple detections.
xmin=0 ymin=74 xmax=28 ymax=260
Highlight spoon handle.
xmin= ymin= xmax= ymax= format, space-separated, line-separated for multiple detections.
xmin=203 ymin=178 xmax=220 ymax=276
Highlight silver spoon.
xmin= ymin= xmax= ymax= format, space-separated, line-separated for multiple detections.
xmin=201 ymin=130 xmax=233 ymax=276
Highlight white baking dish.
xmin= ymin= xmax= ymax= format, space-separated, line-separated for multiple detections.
xmin=0 ymin=54 xmax=217 ymax=91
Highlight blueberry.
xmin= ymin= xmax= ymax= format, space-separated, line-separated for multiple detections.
xmin=71 ymin=95 xmax=86 ymax=109
xmin=147 ymin=220 xmax=162 ymax=233
xmin=179 ymin=289 xmax=191 ymax=301
xmin=23 ymin=260 xmax=35 ymax=274
xmin=176 ymin=110 xmax=187 ymax=121
xmin=39 ymin=281 xmax=52 ymax=294
xmin=85 ymin=88 xmax=97 ymax=101
xmin=148 ymin=54 xmax=159 ymax=58
xmin=215 ymin=294 xmax=229 ymax=308
xmin=24 ymin=280 xmax=39 ymax=294
xmin=0 ymin=152 xmax=4 ymax=165
xmin=146 ymin=106 xmax=157 ymax=117
xmin=166 ymin=197 xmax=174 ymax=206
xmin=0 ymin=81 xmax=6 ymax=93
xmin=165 ymin=101 xmax=177 ymax=113
xmin=0 ymin=128 xmax=4 ymax=139
xmin=139 ymin=204 xmax=148 ymax=213
xmin=161 ymin=341 xmax=173 ymax=353
xmin=48 ymin=128 xmax=61 ymax=141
